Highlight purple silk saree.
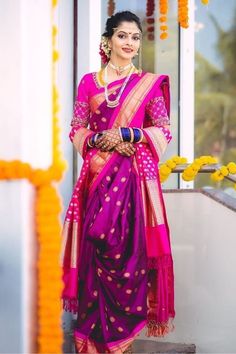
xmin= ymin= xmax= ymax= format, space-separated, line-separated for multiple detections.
xmin=60 ymin=71 xmax=175 ymax=353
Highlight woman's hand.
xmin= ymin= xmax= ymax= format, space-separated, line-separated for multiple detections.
xmin=114 ymin=142 xmax=136 ymax=156
xmin=95 ymin=128 xmax=122 ymax=151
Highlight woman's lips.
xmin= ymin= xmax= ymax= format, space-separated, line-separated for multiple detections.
xmin=122 ymin=48 xmax=133 ymax=53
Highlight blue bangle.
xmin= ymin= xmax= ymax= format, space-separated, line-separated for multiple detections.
xmin=132 ymin=128 xmax=140 ymax=143
xmin=120 ymin=127 xmax=131 ymax=142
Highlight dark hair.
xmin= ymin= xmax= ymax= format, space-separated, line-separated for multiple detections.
xmin=102 ymin=11 xmax=142 ymax=38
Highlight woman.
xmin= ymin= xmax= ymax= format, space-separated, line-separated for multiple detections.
xmin=60 ymin=11 xmax=175 ymax=354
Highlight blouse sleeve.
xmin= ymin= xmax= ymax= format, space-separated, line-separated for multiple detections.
xmin=69 ymin=74 xmax=94 ymax=158
xmin=142 ymin=75 xmax=172 ymax=161
xmin=145 ymin=81 xmax=172 ymax=143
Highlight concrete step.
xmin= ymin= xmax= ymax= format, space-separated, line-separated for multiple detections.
xmin=133 ymin=339 xmax=196 ymax=353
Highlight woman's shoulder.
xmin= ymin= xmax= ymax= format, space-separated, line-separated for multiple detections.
xmin=144 ymin=71 xmax=169 ymax=80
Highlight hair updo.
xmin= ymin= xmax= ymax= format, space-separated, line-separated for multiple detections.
xmin=102 ymin=11 xmax=142 ymax=38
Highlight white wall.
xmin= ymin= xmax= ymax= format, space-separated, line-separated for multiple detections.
xmin=139 ymin=192 xmax=236 ymax=353
xmin=0 ymin=0 xmax=52 ymax=352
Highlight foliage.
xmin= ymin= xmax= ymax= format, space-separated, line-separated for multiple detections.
xmin=195 ymin=10 xmax=236 ymax=188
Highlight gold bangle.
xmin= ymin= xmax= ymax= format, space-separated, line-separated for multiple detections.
xmin=87 ymin=136 xmax=93 ymax=147
xmin=129 ymin=128 xmax=134 ymax=143
xmin=118 ymin=127 xmax=124 ymax=142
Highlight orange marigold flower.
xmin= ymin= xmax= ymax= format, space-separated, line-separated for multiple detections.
xmin=160 ymin=32 xmax=168 ymax=40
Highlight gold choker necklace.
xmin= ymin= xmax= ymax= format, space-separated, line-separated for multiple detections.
xmin=108 ymin=62 xmax=133 ymax=76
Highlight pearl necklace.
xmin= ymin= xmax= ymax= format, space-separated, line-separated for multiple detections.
xmin=104 ymin=63 xmax=135 ymax=108
xmin=108 ymin=61 xmax=133 ymax=76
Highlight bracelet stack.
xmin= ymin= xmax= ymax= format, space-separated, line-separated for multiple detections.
xmin=118 ymin=127 xmax=143 ymax=143
xmin=87 ymin=132 xmax=103 ymax=147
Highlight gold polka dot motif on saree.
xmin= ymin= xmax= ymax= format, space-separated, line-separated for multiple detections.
xmin=114 ymin=166 xmax=118 ymax=172
xmin=117 ymin=327 xmax=124 ymax=332
xmin=124 ymin=272 xmax=130 ymax=278
xmin=109 ymin=316 xmax=115 ymax=323
xmin=110 ymin=228 xmax=115 ymax=234
xmin=126 ymin=289 xmax=132 ymax=294
xmin=95 ymin=109 xmax=100 ymax=114
xmin=101 ymin=117 xmax=107 ymax=122
xmin=107 ymin=276 xmax=112 ymax=282
xmin=121 ymin=177 xmax=127 ymax=182
xmin=106 ymin=175 xmax=111 ymax=181
xmin=105 ymin=196 xmax=110 ymax=202
xmin=137 ymin=306 xmax=142 ymax=311
xmin=93 ymin=290 xmax=98 ymax=297
xmin=91 ymin=323 xmax=96 ymax=329
xmin=116 ymin=200 xmax=121 ymax=206
xmin=125 ymin=306 xmax=130 ymax=312
xmin=115 ymin=254 xmax=121 ymax=259
xmin=100 ymin=233 xmax=105 ymax=239
xmin=113 ymin=186 xmax=118 ymax=192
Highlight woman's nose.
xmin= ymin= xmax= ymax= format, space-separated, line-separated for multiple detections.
xmin=126 ymin=36 xmax=133 ymax=46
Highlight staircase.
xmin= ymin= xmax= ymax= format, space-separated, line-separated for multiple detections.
xmin=63 ymin=325 xmax=196 ymax=353
xmin=133 ymin=339 xmax=196 ymax=353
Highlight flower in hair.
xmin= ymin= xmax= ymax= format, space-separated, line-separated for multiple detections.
xmin=99 ymin=36 xmax=111 ymax=64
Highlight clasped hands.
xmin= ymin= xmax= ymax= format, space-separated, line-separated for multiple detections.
xmin=94 ymin=128 xmax=136 ymax=157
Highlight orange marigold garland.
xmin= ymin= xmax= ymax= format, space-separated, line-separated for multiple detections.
xmin=159 ymin=0 xmax=168 ymax=40
xmin=37 ymin=0 xmax=67 ymax=352
xmin=178 ymin=0 xmax=189 ymax=28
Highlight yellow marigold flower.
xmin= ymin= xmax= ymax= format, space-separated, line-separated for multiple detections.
xmin=201 ymin=0 xmax=209 ymax=4
xmin=227 ymin=162 xmax=236 ymax=174
xmin=166 ymin=160 xmax=176 ymax=169
xmin=52 ymin=25 xmax=58 ymax=37
xmin=211 ymin=171 xmax=224 ymax=182
xmin=52 ymin=0 xmax=58 ymax=7
xmin=191 ymin=162 xmax=200 ymax=171
xmin=160 ymin=165 xmax=171 ymax=175
xmin=172 ymin=156 xmax=181 ymax=163
xmin=53 ymin=50 xmax=59 ymax=62
xmin=220 ymin=166 xmax=229 ymax=176
xmin=180 ymin=157 xmax=187 ymax=164
xmin=183 ymin=167 xmax=195 ymax=178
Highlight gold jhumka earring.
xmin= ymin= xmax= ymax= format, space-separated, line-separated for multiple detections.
xmin=135 ymin=40 xmax=142 ymax=76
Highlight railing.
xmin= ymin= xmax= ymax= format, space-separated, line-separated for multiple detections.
xmin=168 ymin=163 xmax=236 ymax=184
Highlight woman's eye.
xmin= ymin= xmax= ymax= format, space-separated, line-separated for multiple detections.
xmin=118 ymin=34 xmax=125 ymax=39
xmin=133 ymin=37 xmax=140 ymax=41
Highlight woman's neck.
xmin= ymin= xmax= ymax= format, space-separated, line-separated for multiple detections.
xmin=109 ymin=54 xmax=132 ymax=68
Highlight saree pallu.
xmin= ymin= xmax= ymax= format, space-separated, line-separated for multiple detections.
xmin=60 ymin=71 xmax=175 ymax=353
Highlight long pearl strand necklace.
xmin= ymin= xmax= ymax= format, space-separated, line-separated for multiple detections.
xmin=104 ymin=63 xmax=135 ymax=108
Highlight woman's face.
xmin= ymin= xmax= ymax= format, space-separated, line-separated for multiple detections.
xmin=108 ymin=21 xmax=141 ymax=62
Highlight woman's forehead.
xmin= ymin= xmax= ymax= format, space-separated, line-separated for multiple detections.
xmin=113 ymin=21 xmax=141 ymax=34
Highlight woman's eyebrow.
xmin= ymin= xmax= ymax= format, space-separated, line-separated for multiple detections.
xmin=117 ymin=30 xmax=141 ymax=35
